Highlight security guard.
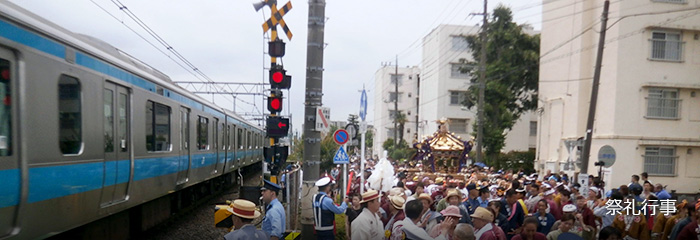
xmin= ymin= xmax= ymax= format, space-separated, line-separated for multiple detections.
xmin=313 ymin=177 xmax=348 ymax=240
xmin=223 ymin=199 xmax=268 ymax=240
xmin=261 ymin=179 xmax=285 ymax=240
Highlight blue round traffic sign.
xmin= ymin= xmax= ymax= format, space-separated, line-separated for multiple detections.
xmin=333 ymin=129 xmax=349 ymax=145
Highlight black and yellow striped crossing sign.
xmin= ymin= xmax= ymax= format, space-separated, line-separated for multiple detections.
xmin=261 ymin=1 xmax=293 ymax=40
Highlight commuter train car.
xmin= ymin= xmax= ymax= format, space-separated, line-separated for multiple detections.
xmin=0 ymin=2 xmax=264 ymax=239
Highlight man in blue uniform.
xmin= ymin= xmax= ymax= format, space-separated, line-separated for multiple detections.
xmin=223 ymin=199 xmax=268 ymax=240
xmin=313 ymin=177 xmax=348 ymax=240
xmin=261 ymin=179 xmax=285 ymax=240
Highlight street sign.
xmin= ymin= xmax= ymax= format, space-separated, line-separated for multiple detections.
xmin=359 ymin=89 xmax=367 ymax=121
xmin=598 ymin=145 xmax=616 ymax=167
xmin=578 ymin=173 xmax=589 ymax=198
xmin=345 ymin=124 xmax=358 ymax=141
xmin=333 ymin=129 xmax=349 ymax=145
xmin=333 ymin=146 xmax=349 ymax=164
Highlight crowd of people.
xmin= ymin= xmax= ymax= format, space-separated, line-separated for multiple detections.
xmin=315 ymin=160 xmax=700 ymax=240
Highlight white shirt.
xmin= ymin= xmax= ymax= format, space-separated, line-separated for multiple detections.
xmin=351 ymin=208 xmax=384 ymax=240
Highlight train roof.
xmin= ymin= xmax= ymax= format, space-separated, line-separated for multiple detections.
xmin=0 ymin=1 xmax=259 ymax=129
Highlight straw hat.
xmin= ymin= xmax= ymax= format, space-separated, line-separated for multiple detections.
xmin=389 ymin=195 xmax=405 ymax=210
xmin=446 ymin=189 xmax=461 ymax=200
xmin=228 ymin=199 xmax=261 ymax=219
xmin=360 ymin=189 xmax=381 ymax=203
xmin=470 ymin=207 xmax=494 ymax=222
xmin=435 ymin=177 xmax=444 ymax=184
xmin=417 ymin=193 xmax=433 ymax=204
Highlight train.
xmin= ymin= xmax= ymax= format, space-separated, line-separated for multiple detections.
xmin=0 ymin=2 xmax=266 ymax=239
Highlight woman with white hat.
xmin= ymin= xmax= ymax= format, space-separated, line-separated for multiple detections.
xmin=223 ymin=200 xmax=268 ymax=240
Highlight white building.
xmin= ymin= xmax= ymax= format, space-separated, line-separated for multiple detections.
xmin=372 ymin=66 xmax=421 ymax=153
xmin=419 ymin=24 xmax=536 ymax=152
xmin=538 ymin=0 xmax=700 ymax=193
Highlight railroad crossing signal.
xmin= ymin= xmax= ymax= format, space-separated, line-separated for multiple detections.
xmin=266 ymin=116 xmax=289 ymax=138
xmin=269 ymin=65 xmax=291 ymax=89
xmin=254 ymin=0 xmax=293 ymax=40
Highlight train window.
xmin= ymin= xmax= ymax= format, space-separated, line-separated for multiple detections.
xmin=221 ymin=123 xmax=226 ymax=150
xmin=237 ymin=128 xmax=243 ymax=149
xmin=0 ymin=59 xmax=10 ymax=156
xmin=247 ymin=131 xmax=251 ymax=149
xmin=104 ymin=89 xmax=114 ymax=152
xmin=146 ymin=101 xmax=171 ymax=152
xmin=213 ymin=118 xmax=218 ymax=151
xmin=58 ymin=75 xmax=82 ymax=155
xmin=227 ymin=125 xmax=232 ymax=150
xmin=197 ymin=116 xmax=209 ymax=150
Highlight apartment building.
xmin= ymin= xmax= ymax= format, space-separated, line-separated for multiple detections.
xmin=538 ymin=0 xmax=700 ymax=193
xmin=372 ymin=66 xmax=421 ymax=153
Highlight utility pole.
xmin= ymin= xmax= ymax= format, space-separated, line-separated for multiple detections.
xmin=581 ymin=0 xmax=609 ymax=174
xmin=300 ymin=0 xmax=326 ymax=238
xmin=476 ymin=0 xmax=487 ymax=163
xmin=394 ymin=55 xmax=399 ymax=148
xmin=581 ymin=0 xmax=610 ymax=174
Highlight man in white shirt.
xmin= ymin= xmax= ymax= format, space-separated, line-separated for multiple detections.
xmin=351 ymin=189 xmax=384 ymax=240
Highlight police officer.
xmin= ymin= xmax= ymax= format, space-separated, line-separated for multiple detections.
xmin=261 ymin=179 xmax=285 ymax=240
xmin=223 ymin=199 xmax=268 ymax=240
xmin=313 ymin=177 xmax=348 ymax=240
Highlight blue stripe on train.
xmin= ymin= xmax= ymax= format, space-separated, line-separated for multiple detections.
xmin=0 ymin=19 xmax=65 ymax=58
xmin=0 ymin=151 xmax=254 ymax=208
xmin=0 ymin=169 xmax=20 ymax=208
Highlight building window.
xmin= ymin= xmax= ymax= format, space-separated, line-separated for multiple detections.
xmin=146 ymin=101 xmax=171 ymax=152
xmin=646 ymin=88 xmax=680 ymax=119
xmin=197 ymin=116 xmax=209 ymax=150
xmin=650 ymin=31 xmax=683 ymax=61
xmin=643 ymin=146 xmax=676 ymax=175
xmin=448 ymin=118 xmax=468 ymax=133
xmin=58 ymin=75 xmax=82 ymax=154
xmin=449 ymin=91 xmax=468 ymax=105
xmin=451 ymin=36 xmax=468 ymax=51
xmin=529 ymin=121 xmax=537 ymax=136
xmin=386 ymin=128 xmax=396 ymax=139
xmin=390 ymin=74 xmax=403 ymax=85
xmin=450 ymin=64 xmax=471 ymax=79
xmin=389 ymin=92 xmax=402 ymax=103
xmin=388 ymin=110 xmax=399 ymax=119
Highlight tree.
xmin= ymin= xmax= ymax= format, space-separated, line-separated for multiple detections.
xmin=395 ymin=111 xmax=407 ymax=143
xmin=462 ymin=5 xmax=539 ymax=161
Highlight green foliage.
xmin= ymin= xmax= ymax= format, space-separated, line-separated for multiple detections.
xmin=486 ymin=150 xmax=536 ymax=171
xmin=320 ymin=126 xmax=340 ymax=172
xmin=382 ymin=138 xmax=413 ymax=161
xmin=462 ymin=5 xmax=540 ymax=161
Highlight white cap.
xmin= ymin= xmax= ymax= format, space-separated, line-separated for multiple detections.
xmin=542 ymin=183 xmax=552 ymax=189
xmin=315 ymin=177 xmax=331 ymax=187
xmin=544 ymin=189 xmax=555 ymax=195
xmin=563 ymin=204 xmax=577 ymax=212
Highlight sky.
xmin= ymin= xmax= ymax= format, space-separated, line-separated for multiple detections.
xmin=10 ymin=0 xmax=542 ymax=134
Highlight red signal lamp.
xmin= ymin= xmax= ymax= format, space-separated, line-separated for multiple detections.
xmin=268 ymin=96 xmax=283 ymax=113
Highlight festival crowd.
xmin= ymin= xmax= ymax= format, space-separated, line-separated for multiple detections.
xmin=312 ymin=158 xmax=700 ymax=240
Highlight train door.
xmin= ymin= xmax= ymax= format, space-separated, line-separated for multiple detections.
xmin=100 ymin=82 xmax=132 ymax=206
xmin=212 ymin=118 xmax=219 ymax=175
xmin=176 ymin=107 xmax=190 ymax=185
xmin=0 ymin=47 xmax=19 ymax=238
